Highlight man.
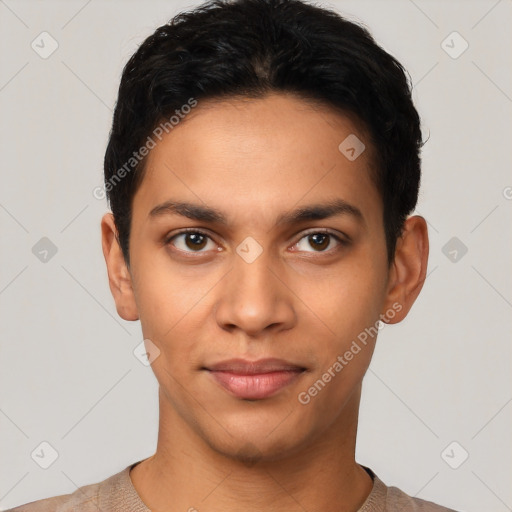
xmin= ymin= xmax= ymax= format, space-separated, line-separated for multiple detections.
xmin=8 ymin=0 xmax=459 ymax=510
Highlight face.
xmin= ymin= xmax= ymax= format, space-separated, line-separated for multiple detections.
xmin=107 ymin=93 xmax=410 ymax=462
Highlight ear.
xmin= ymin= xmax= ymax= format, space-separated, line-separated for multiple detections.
xmin=380 ymin=215 xmax=429 ymax=324
xmin=101 ymin=212 xmax=139 ymax=321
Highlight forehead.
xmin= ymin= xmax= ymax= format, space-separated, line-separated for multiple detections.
xmin=133 ymin=93 xmax=381 ymax=229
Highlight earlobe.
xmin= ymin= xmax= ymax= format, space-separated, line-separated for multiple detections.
xmin=101 ymin=213 xmax=139 ymax=321
xmin=381 ymin=215 xmax=429 ymax=324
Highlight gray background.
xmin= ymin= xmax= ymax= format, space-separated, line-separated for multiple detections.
xmin=1 ymin=0 xmax=511 ymax=510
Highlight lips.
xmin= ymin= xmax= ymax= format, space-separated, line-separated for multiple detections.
xmin=205 ymin=358 xmax=306 ymax=400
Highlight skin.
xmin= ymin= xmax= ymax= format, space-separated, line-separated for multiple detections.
xmin=101 ymin=92 xmax=429 ymax=512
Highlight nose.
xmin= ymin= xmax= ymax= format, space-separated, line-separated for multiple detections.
xmin=214 ymin=248 xmax=296 ymax=337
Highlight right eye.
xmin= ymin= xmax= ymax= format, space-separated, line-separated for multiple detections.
xmin=166 ymin=230 xmax=218 ymax=253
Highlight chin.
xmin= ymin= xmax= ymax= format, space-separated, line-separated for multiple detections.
xmin=201 ymin=420 xmax=310 ymax=465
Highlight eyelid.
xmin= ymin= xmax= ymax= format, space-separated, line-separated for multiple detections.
xmin=165 ymin=227 xmax=214 ymax=243
xmin=293 ymin=227 xmax=350 ymax=244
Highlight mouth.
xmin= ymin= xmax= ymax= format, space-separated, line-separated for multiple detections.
xmin=204 ymin=358 xmax=307 ymax=400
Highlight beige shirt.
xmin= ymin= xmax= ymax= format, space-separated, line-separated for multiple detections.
xmin=6 ymin=459 xmax=458 ymax=512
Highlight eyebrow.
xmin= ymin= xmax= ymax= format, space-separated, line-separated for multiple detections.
xmin=148 ymin=198 xmax=364 ymax=226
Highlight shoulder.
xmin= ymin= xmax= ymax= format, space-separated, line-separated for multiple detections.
xmin=361 ymin=467 xmax=461 ymax=512
xmin=4 ymin=466 xmax=129 ymax=512
xmin=5 ymin=493 xmax=73 ymax=512
xmin=384 ymin=483 xmax=459 ymax=511
xmin=5 ymin=482 xmax=99 ymax=512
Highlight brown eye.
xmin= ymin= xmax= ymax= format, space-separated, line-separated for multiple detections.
xmin=294 ymin=231 xmax=344 ymax=253
xmin=167 ymin=231 xmax=215 ymax=252
xmin=184 ymin=233 xmax=207 ymax=250
xmin=308 ymin=233 xmax=330 ymax=251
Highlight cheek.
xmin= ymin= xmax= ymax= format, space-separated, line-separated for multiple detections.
xmin=292 ymin=254 xmax=387 ymax=403
xmin=297 ymin=256 xmax=386 ymax=341
xmin=130 ymin=256 xmax=212 ymax=375
xmin=295 ymin=279 xmax=381 ymax=418
xmin=130 ymin=247 xmax=203 ymax=336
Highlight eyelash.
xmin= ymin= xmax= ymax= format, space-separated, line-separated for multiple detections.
xmin=164 ymin=227 xmax=348 ymax=256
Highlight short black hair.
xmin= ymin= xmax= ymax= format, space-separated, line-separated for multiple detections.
xmin=104 ymin=0 xmax=423 ymax=266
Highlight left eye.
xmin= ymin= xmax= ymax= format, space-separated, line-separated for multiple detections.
xmin=293 ymin=232 xmax=342 ymax=252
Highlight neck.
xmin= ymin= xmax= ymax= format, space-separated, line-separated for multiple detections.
xmin=130 ymin=386 xmax=373 ymax=512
